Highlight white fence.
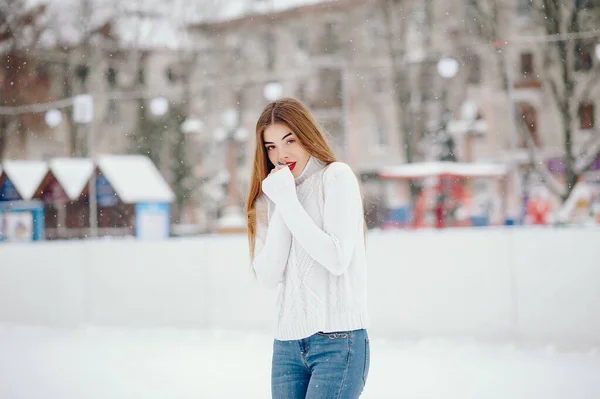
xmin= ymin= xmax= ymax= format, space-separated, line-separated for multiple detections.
xmin=1 ymin=228 xmax=599 ymax=348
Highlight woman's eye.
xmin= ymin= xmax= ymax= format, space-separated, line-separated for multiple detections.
xmin=287 ymin=139 xmax=295 ymax=145
xmin=266 ymin=146 xmax=274 ymax=151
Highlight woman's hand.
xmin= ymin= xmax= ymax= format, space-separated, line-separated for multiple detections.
xmin=269 ymin=162 xmax=286 ymax=177
xmin=262 ymin=162 xmax=296 ymax=205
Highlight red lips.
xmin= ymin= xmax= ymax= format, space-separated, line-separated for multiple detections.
xmin=285 ymin=162 xmax=297 ymax=171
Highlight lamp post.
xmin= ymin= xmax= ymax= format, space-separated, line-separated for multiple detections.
xmin=72 ymin=94 xmax=99 ymax=237
xmin=215 ymin=108 xmax=248 ymax=233
xmin=44 ymin=109 xmax=63 ymax=128
xmin=263 ymin=81 xmax=283 ymax=102
xmin=180 ymin=117 xmax=204 ymax=136
xmin=436 ymin=57 xmax=459 ymax=162
xmin=446 ymin=101 xmax=488 ymax=162
xmin=44 ymin=108 xmax=66 ymax=237
xmin=149 ymin=97 xmax=169 ymax=118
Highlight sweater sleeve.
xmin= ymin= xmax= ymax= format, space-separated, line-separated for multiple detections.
xmin=252 ymin=195 xmax=292 ymax=288
xmin=261 ymin=162 xmax=363 ymax=276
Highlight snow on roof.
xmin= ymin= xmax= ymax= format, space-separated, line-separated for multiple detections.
xmin=97 ymin=155 xmax=174 ymax=204
xmin=210 ymin=0 xmax=328 ymax=23
xmin=447 ymin=120 xmax=488 ymax=136
xmin=48 ymin=158 xmax=94 ymax=201
xmin=378 ymin=162 xmax=508 ymax=180
xmin=0 ymin=160 xmax=49 ymax=200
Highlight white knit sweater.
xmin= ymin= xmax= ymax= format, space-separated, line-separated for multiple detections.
xmin=252 ymin=156 xmax=369 ymax=341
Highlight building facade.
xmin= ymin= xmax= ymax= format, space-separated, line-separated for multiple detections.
xmin=2 ymin=0 xmax=598 ymax=230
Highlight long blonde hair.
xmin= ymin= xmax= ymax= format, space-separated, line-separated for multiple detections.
xmin=245 ymin=97 xmax=337 ymax=259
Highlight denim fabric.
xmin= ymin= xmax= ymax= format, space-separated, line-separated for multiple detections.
xmin=271 ymin=329 xmax=370 ymax=399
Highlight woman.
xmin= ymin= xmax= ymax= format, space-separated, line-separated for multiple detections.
xmin=245 ymin=98 xmax=370 ymax=398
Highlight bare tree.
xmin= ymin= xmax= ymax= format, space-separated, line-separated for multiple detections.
xmin=381 ymin=0 xmax=414 ymax=164
xmin=0 ymin=1 xmax=53 ymax=159
xmin=471 ymin=0 xmax=600 ymax=203
xmin=126 ymin=0 xmax=221 ymax=225
xmin=0 ymin=0 xmax=120 ymax=159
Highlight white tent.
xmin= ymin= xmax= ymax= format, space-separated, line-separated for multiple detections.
xmin=378 ymin=162 xmax=508 ymax=180
xmin=0 ymin=160 xmax=49 ymax=200
xmin=48 ymin=158 xmax=95 ymax=201
xmin=97 ymin=155 xmax=174 ymax=204
xmin=2 ymin=155 xmax=174 ymax=204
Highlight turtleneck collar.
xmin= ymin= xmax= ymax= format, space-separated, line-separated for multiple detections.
xmin=294 ymin=156 xmax=326 ymax=186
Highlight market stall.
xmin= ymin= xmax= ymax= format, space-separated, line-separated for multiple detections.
xmin=0 ymin=161 xmax=48 ymax=241
xmin=378 ymin=162 xmax=508 ymax=229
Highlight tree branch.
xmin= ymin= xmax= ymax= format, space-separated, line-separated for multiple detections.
xmin=579 ymin=62 xmax=600 ymax=102
xmin=541 ymin=44 xmax=563 ymax=109
xmin=575 ymin=130 xmax=600 ymax=174
xmin=516 ymin=114 xmax=567 ymax=198
xmin=567 ymin=1 xmax=581 ymax=35
xmin=538 ymin=0 xmax=560 ymax=35
xmin=469 ymin=0 xmax=496 ymax=40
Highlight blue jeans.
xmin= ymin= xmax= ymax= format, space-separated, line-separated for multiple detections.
xmin=271 ymin=329 xmax=370 ymax=399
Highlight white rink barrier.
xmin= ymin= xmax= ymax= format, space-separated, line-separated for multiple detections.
xmin=1 ymin=228 xmax=599 ymax=348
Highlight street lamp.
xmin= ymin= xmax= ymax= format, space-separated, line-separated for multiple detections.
xmin=180 ymin=117 xmax=203 ymax=135
xmin=436 ymin=57 xmax=459 ymax=161
xmin=87 ymin=95 xmax=167 ymax=238
xmin=215 ymin=108 xmax=248 ymax=233
xmin=437 ymin=57 xmax=459 ymax=79
xmin=71 ymin=94 xmax=100 ymax=237
xmin=447 ymin=101 xmax=488 ymax=162
xmin=149 ymin=97 xmax=169 ymax=117
xmin=44 ymin=109 xmax=63 ymax=128
xmin=263 ymin=81 xmax=283 ymax=102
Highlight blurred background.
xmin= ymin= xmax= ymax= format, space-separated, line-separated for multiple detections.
xmin=1 ymin=1 xmax=600 ymax=398
xmin=1 ymin=0 xmax=599 ymax=239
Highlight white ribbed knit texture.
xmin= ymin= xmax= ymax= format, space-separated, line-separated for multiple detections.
xmin=253 ymin=157 xmax=369 ymax=341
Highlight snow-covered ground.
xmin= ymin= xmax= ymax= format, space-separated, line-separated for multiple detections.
xmin=1 ymin=325 xmax=599 ymax=399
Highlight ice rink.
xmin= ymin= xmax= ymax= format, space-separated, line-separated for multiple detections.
xmin=1 ymin=324 xmax=599 ymax=399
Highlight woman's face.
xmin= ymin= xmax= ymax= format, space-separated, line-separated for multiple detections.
xmin=263 ymin=123 xmax=311 ymax=178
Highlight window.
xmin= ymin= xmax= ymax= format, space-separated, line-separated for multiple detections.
xmin=576 ymin=0 xmax=594 ymax=10
xmin=296 ymin=31 xmax=307 ymax=52
xmin=519 ymin=103 xmax=540 ymax=147
xmin=36 ymin=65 xmax=50 ymax=81
xmin=420 ymin=62 xmax=435 ymax=101
xmin=165 ymin=67 xmax=175 ymax=84
xmin=373 ymin=115 xmax=389 ymax=148
xmin=75 ymin=64 xmax=89 ymax=84
xmin=372 ymin=76 xmax=384 ymax=95
xmin=323 ymin=22 xmax=338 ymax=53
xmin=368 ymin=13 xmax=385 ymax=39
xmin=235 ymin=91 xmax=244 ymax=115
xmin=202 ymin=86 xmax=213 ymax=115
xmin=579 ymin=103 xmax=595 ymax=129
xmin=520 ymin=53 xmax=534 ymax=78
xmin=264 ymin=32 xmax=275 ymax=70
xmin=465 ymin=0 xmax=483 ymax=35
xmin=233 ymin=45 xmax=242 ymax=61
xmin=467 ymin=55 xmax=481 ymax=84
xmin=35 ymin=65 xmax=51 ymax=89
xmin=574 ymin=41 xmax=593 ymax=71
xmin=296 ymin=80 xmax=306 ymax=102
xmin=106 ymin=67 xmax=117 ymax=87
xmin=308 ymin=68 xmax=342 ymax=109
xmin=517 ymin=0 xmax=533 ymax=15
xmin=105 ymin=99 xmax=119 ymax=124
